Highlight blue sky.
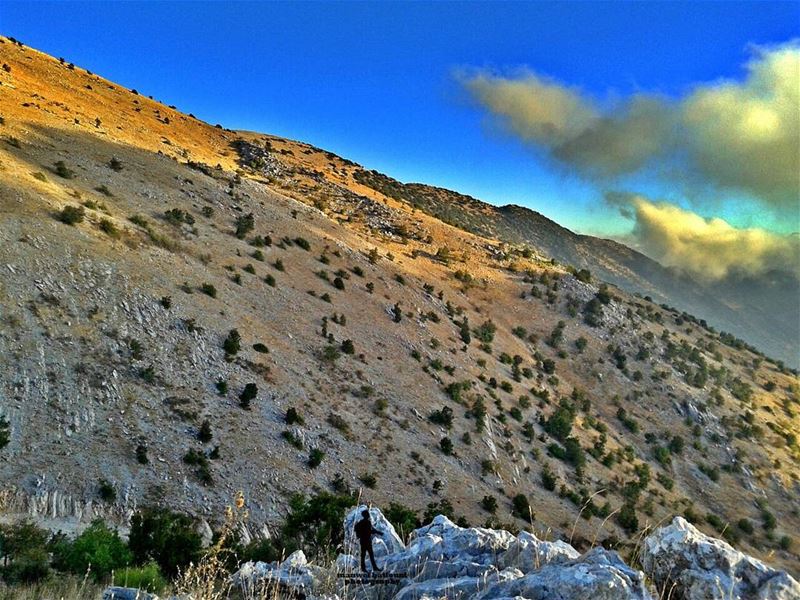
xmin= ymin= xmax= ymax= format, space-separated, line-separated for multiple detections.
xmin=2 ymin=1 xmax=798 ymax=238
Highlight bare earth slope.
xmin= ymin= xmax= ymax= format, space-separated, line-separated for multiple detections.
xmin=0 ymin=37 xmax=798 ymax=574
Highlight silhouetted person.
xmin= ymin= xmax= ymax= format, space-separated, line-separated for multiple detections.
xmin=354 ymin=509 xmax=384 ymax=572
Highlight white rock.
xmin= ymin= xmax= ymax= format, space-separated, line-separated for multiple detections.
xmin=342 ymin=504 xmax=406 ymax=560
xmin=641 ymin=517 xmax=800 ymax=600
xmin=394 ymin=567 xmax=523 ymax=600
xmin=476 ymin=547 xmax=653 ymax=600
xmin=497 ymin=531 xmax=580 ymax=572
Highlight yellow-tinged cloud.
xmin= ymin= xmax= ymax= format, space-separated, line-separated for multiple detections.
xmin=610 ymin=193 xmax=800 ymax=280
xmin=682 ymin=44 xmax=800 ymax=206
xmin=462 ymin=43 xmax=800 ymax=207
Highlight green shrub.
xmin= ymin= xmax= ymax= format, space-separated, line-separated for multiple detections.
xmin=384 ymin=503 xmax=420 ymax=543
xmin=95 ymin=185 xmax=114 ymax=197
xmin=280 ymin=492 xmax=356 ymax=560
xmin=286 ymin=407 xmax=304 ymax=425
xmin=198 ymin=419 xmax=212 ymax=443
xmin=0 ymin=415 xmax=9 ymax=450
xmin=136 ymin=443 xmax=148 ymax=464
xmin=429 ymin=406 xmax=454 ymax=429
xmin=481 ymin=495 xmax=498 ymax=514
xmin=98 ymin=479 xmax=116 ymax=502
xmin=541 ymin=464 xmax=557 ymax=491
xmin=512 ymin=494 xmax=531 ymax=520
xmin=235 ymin=213 xmax=255 ymax=239
xmin=57 ymin=205 xmax=85 ymax=225
xmin=294 ymin=237 xmax=311 ymax=251
xmin=240 ymin=383 xmax=258 ymax=409
xmin=737 ymin=518 xmax=754 ymax=534
xmin=183 ymin=449 xmax=213 ymax=485
xmin=164 ymin=208 xmax=194 ymax=226
xmin=223 ymin=329 xmax=241 ymax=356
xmin=439 ymin=436 xmax=453 ymax=455
xmin=108 ymin=157 xmax=124 ymax=172
xmin=308 ymin=448 xmax=325 ymax=468
xmin=359 ymin=473 xmax=377 ymax=489
xmin=617 ymin=502 xmax=639 ymax=533
xmin=114 ymin=562 xmax=167 ymax=593
xmin=0 ymin=520 xmax=51 ymax=584
xmin=98 ymin=218 xmax=119 ymax=238
xmin=253 ymin=342 xmax=269 ymax=353
xmin=282 ymin=430 xmax=303 ymax=449
xmin=128 ymin=509 xmax=202 ymax=577
xmin=53 ymin=160 xmax=75 ymax=179
xmin=51 ymin=520 xmax=131 ymax=581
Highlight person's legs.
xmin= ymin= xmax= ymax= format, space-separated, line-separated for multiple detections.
xmin=360 ymin=544 xmax=368 ymax=572
xmin=367 ymin=544 xmax=381 ymax=571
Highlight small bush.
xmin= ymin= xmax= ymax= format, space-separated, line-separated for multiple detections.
xmin=198 ymin=419 xmax=212 ymax=443
xmin=114 ymin=562 xmax=167 ymax=593
xmin=512 ymin=493 xmax=531 ymax=520
xmin=165 ymin=208 xmax=195 ymax=226
xmin=108 ymin=157 xmax=124 ymax=171
xmin=286 ymin=407 xmax=304 ymax=425
xmin=95 ymin=184 xmax=114 ymax=197
xmin=128 ymin=509 xmax=202 ymax=577
xmin=51 ymin=519 xmax=131 ymax=581
xmin=240 ymin=383 xmax=258 ymax=409
xmin=235 ymin=213 xmax=255 ymax=239
xmin=223 ymin=329 xmax=241 ymax=357
xmin=201 ymin=283 xmax=217 ymax=298
xmin=53 ymin=160 xmax=75 ymax=179
xmin=481 ymin=495 xmax=498 ymax=513
xmin=136 ymin=443 xmax=149 ymax=464
xmin=359 ymin=473 xmax=377 ymax=489
xmin=439 ymin=436 xmax=454 ymax=455
xmin=98 ymin=479 xmax=116 ymax=502
xmin=98 ymin=218 xmax=119 ymax=238
xmin=57 ymin=205 xmax=85 ymax=225
xmin=308 ymin=448 xmax=325 ymax=468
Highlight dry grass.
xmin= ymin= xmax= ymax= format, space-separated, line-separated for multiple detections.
xmin=0 ymin=576 xmax=102 ymax=600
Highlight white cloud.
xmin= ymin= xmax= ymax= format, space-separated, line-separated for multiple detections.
xmin=608 ymin=192 xmax=799 ymax=280
xmin=462 ymin=42 xmax=800 ymax=208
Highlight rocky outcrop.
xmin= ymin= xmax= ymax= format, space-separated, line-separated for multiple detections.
xmin=228 ymin=508 xmax=799 ymax=600
xmin=232 ymin=549 xmax=320 ymax=598
xmin=641 ymin=516 xmax=800 ymax=600
xmin=342 ymin=504 xmax=406 ymax=560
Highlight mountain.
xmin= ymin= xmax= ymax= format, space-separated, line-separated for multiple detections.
xmin=352 ymin=170 xmax=800 ymax=368
xmin=0 ymin=36 xmax=797 ymax=576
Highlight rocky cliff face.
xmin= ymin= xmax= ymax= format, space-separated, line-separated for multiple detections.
xmin=224 ymin=507 xmax=800 ymax=600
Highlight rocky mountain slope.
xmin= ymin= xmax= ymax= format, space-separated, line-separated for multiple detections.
xmin=0 ymin=35 xmax=798 ymax=576
xmin=352 ymin=169 xmax=800 ymax=369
